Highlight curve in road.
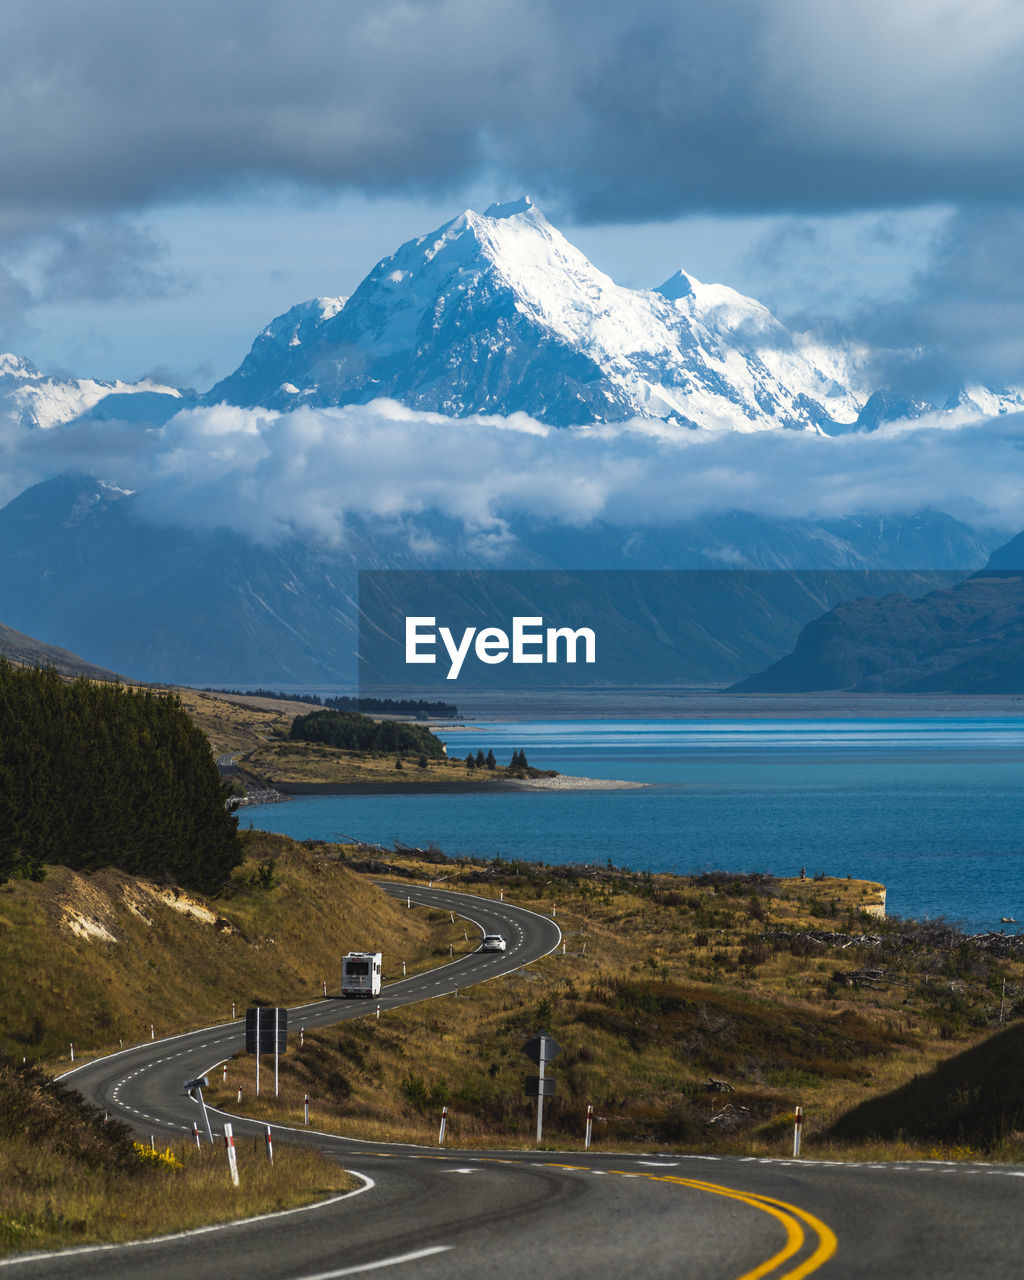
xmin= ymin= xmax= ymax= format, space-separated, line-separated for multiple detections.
xmin=8 ymin=882 xmax=1024 ymax=1279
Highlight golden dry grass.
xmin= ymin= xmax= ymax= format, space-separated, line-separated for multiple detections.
xmin=0 ymin=1133 xmax=355 ymax=1256
xmin=211 ymin=850 xmax=1024 ymax=1160
xmin=0 ymin=833 xmax=473 ymax=1064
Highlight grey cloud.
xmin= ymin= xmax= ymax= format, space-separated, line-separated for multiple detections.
xmin=0 ymin=267 xmax=34 ymax=345
xmin=38 ymin=221 xmax=191 ymax=303
xmin=852 ymin=207 xmax=1024 ymax=396
xmin=4 ymin=1 xmax=1024 ymax=226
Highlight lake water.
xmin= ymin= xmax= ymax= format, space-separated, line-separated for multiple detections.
xmin=245 ymin=718 xmax=1024 ymax=933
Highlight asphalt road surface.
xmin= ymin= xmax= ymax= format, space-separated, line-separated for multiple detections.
xmin=7 ymin=883 xmax=1024 ymax=1280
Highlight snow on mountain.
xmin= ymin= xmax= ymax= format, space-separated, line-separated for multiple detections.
xmin=206 ymin=198 xmax=873 ymax=432
xmin=206 ymin=296 xmax=346 ymax=407
xmin=0 ymin=353 xmax=182 ymax=430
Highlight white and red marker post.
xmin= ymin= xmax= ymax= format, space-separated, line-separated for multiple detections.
xmin=304 ymin=1093 xmax=310 ymax=1125
xmin=793 ymin=1105 xmax=803 ymax=1157
xmin=265 ymin=1125 xmax=274 ymax=1164
xmin=438 ymin=1105 xmax=449 ymax=1146
xmin=223 ymin=1123 xmax=240 ymax=1186
xmin=585 ymin=1103 xmax=594 ymax=1151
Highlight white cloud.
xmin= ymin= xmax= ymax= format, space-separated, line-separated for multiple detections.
xmin=5 ymin=400 xmax=1024 ymax=546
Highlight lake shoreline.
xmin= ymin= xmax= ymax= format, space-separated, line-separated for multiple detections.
xmin=270 ymin=774 xmax=644 ymax=797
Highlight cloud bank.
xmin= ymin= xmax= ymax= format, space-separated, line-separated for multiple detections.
xmin=3 ymin=400 xmax=1023 ymax=549
xmin=4 ymin=1 xmax=1024 ymax=226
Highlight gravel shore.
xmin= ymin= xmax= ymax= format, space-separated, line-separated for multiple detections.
xmin=509 ymin=773 xmax=645 ymax=791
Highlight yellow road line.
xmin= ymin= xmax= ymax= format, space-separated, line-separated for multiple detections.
xmin=652 ymin=1174 xmax=835 ymax=1280
xmin=376 ymin=1153 xmax=837 ymax=1279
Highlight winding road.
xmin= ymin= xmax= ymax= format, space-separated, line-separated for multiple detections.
xmin=6 ymin=883 xmax=1024 ymax=1280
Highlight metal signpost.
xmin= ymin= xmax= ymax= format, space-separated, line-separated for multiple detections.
xmin=523 ymin=1031 xmax=561 ymax=1145
xmin=183 ymin=1075 xmax=214 ymax=1145
xmin=245 ymin=1007 xmax=288 ymax=1097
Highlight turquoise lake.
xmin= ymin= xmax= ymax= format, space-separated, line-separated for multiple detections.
xmin=245 ymin=718 xmax=1024 ymax=933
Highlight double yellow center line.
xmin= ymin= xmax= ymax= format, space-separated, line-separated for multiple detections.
xmin=387 ymin=1152 xmax=838 ymax=1279
xmin=554 ymin=1162 xmax=838 ymax=1280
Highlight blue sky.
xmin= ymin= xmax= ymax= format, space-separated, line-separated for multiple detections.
xmin=3 ymin=1 xmax=1023 ymax=396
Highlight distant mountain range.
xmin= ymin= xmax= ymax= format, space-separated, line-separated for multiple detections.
xmin=4 ymin=199 xmax=1024 ymax=434
xmin=735 ymin=553 xmax=1024 ymax=694
xmin=0 ymin=475 xmax=997 ymax=686
xmin=2 ymin=201 xmax=1023 ymax=687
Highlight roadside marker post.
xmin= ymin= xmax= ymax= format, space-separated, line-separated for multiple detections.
xmin=222 ymin=1063 xmax=227 ymax=1084
xmin=223 ymin=1123 xmax=240 ymax=1187
xmin=585 ymin=1103 xmax=594 ymax=1150
xmin=150 ymin=1024 xmax=155 ymax=1040
xmin=265 ymin=1125 xmax=274 ymax=1165
xmin=794 ymin=1106 xmax=803 ymax=1158
xmin=438 ymin=1105 xmax=448 ymax=1146
xmin=300 ymin=1026 xmax=304 ymax=1047
xmin=403 ymin=960 xmax=407 ymax=976
xmin=304 ymin=1093 xmax=310 ymax=1125
xmin=237 ymin=1086 xmax=242 ymax=1103
xmin=322 ymin=980 xmax=327 ymax=997
xmin=231 ymin=1002 xmax=236 ymax=1019
xmin=184 ymin=1075 xmax=214 ymax=1146
xmin=193 ymin=1123 xmax=200 ymax=1149
xmin=69 ymin=1043 xmax=74 ymax=1062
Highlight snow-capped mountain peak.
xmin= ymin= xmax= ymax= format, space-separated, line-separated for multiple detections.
xmin=206 ymin=199 xmax=877 ymax=430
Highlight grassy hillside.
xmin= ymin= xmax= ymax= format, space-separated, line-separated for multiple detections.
xmin=0 ymin=1053 xmax=353 ymax=1256
xmin=828 ymin=1020 xmax=1024 ymax=1153
xmin=0 ymin=832 xmax=472 ymax=1063
xmin=211 ymin=849 xmax=1024 ymax=1158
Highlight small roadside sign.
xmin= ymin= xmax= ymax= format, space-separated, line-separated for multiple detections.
xmin=522 ymin=1030 xmax=561 ymax=1144
xmin=245 ymin=1007 xmax=288 ymax=1097
xmin=522 ymin=1032 xmax=561 ymax=1065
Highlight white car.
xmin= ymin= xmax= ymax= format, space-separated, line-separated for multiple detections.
xmin=481 ymin=934 xmax=506 ymax=953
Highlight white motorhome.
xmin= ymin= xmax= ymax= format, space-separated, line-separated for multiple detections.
xmin=341 ymin=951 xmax=382 ymax=998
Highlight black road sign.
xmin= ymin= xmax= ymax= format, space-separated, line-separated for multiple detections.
xmin=523 ymin=1031 xmax=562 ymax=1065
xmin=245 ymin=1007 xmax=288 ymax=1054
xmin=524 ymin=1075 xmax=556 ymax=1098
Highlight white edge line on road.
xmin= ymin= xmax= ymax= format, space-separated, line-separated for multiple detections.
xmin=0 ymin=1175 xmax=376 ymax=1271
xmin=292 ymin=1244 xmax=453 ymax=1280
xmin=55 ymin=1018 xmax=238 ymax=1082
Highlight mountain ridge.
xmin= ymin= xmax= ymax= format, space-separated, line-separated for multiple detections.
xmin=205 ymin=196 xmax=870 ymax=431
